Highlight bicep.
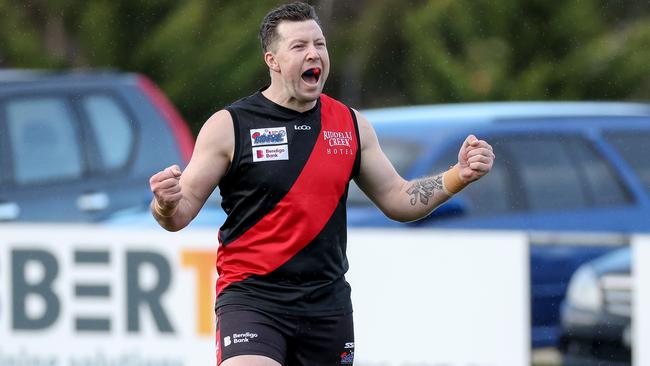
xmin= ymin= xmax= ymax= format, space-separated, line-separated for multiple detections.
xmin=353 ymin=112 xmax=406 ymax=208
xmin=180 ymin=110 xmax=234 ymax=208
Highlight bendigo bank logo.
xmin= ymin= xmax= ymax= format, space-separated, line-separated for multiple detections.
xmin=323 ymin=130 xmax=353 ymax=156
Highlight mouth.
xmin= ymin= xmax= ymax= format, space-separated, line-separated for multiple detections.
xmin=301 ymin=67 xmax=321 ymax=85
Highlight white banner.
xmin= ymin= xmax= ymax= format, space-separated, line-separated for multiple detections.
xmin=633 ymin=235 xmax=650 ymax=365
xmin=0 ymin=225 xmax=529 ymax=366
xmin=347 ymin=229 xmax=529 ymax=366
xmin=0 ymin=224 xmax=219 ymax=366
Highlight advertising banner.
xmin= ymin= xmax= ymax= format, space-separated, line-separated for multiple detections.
xmin=347 ymin=229 xmax=529 ymax=366
xmin=0 ymin=225 xmax=528 ymax=365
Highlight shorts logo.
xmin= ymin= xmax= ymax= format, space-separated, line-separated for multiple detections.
xmin=253 ymin=145 xmax=289 ymax=162
xmin=340 ymin=351 xmax=354 ymax=364
xmin=223 ymin=336 xmax=231 ymax=347
xmin=232 ymin=332 xmax=259 ymax=344
xmin=340 ymin=341 xmax=354 ymax=364
xmin=250 ymin=127 xmax=287 ymax=146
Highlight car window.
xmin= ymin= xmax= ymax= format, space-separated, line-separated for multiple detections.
xmin=348 ymin=139 xmax=425 ymax=206
xmin=501 ymin=135 xmax=630 ymax=211
xmin=5 ymin=97 xmax=83 ymax=185
xmin=503 ymin=137 xmax=587 ymax=211
xmin=429 ymin=141 xmax=514 ymax=216
xmin=566 ymin=139 xmax=632 ymax=206
xmin=82 ymin=95 xmax=134 ymax=170
xmin=603 ymin=131 xmax=650 ymax=193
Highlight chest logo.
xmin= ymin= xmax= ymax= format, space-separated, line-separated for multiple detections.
xmin=294 ymin=124 xmax=311 ymax=130
xmin=323 ymin=130 xmax=354 ymax=156
xmin=250 ymin=127 xmax=287 ymax=146
xmin=253 ymin=144 xmax=289 ymax=162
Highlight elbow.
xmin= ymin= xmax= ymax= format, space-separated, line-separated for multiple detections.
xmin=383 ymin=210 xmax=422 ymax=223
xmin=382 ymin=205 xmax=441 ymax=223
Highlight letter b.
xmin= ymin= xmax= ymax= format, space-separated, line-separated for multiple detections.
xmin=12 ymin=249 xmax=60 ymax=330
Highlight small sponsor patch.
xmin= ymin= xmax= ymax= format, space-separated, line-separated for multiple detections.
xmin=253 ymin=144 xmax=289 ymax=162
xmin=250 ymin=127 xmax=287 ymax=146
xmin=340 ymin=351 xmax=354 ymax=364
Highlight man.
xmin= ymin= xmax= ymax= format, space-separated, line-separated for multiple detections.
xmin=149 ymin=2 xmax=494 ymax=365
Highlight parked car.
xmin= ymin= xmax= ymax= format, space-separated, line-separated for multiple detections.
xmin=559 ymin=246 xmax=631 ymax=365
xmin=0 ymin=69 xmax=194 ymax=222
xmin=345 ymin=101 xmax=650 ymax=348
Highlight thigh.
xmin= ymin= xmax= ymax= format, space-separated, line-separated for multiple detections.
xmin=288 ymin=312 xmax=355 ymax=366
xmin=216 ymin=305 xmax=288 ymax=365
xmin=221 ymin=355 xmax=282 ymax=366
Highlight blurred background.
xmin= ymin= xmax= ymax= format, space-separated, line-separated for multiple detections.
xmin=3 ymin=1 xmax=650 ymax=365
xmin=3 ymin=0 xmax=650 ymax=132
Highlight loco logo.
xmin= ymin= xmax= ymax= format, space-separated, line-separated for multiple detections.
xmin=250 ymin=127 xmax=287 ymax=146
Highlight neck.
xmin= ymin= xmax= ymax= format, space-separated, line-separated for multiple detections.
xmin=262 ymin=82 xmax=317 ymax=113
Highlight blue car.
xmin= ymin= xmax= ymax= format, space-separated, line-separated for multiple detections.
xmin=0 ymin=69 xmax=194 ymax=222
xmin=346 ymin=101 xmax=650 ymax=348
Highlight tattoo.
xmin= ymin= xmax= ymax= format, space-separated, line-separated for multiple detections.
xmin=406 ymin=176 xmax=444 ymax=206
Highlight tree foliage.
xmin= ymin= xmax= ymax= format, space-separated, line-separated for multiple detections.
xmin=1 ymin=0 xmax=650 ymax=133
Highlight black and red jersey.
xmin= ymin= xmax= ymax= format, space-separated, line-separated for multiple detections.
xmin=216 ymin=90 xmax=360 ymax=316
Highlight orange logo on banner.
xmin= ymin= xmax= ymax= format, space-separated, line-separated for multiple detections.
xmin=181 ymin=250 xmax=217 ymax=336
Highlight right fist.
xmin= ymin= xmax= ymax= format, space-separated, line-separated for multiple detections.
xmin=149 ymin=165 xmax=183 ymax=213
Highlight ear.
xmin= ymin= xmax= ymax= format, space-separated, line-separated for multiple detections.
xmin=264 ymin=51 xmax=280 ymax=73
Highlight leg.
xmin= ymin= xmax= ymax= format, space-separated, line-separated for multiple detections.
xmin=221 ymin=355 xmax=282 ymax=366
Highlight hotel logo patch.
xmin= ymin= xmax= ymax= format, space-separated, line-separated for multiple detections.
xmin=323 ymin=130 xmax=354 ymax=156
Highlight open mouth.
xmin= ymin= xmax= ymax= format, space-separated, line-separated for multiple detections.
xmin=301 ymin=67 xmax=321 ymax=85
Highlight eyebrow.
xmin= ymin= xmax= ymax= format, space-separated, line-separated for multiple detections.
xmin=288 ymin=36 xmax=326 ymax=45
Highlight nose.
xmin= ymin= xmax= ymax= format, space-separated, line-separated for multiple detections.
xmin=306 ymin=44 xmax=320 ymax=61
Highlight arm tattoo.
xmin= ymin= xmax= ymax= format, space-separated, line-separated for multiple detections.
xmin=406 ymin=175 xmax=444 ymax=206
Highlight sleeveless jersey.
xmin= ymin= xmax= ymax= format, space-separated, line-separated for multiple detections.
xmin=216 ymin=90 xmax=361 ymax=316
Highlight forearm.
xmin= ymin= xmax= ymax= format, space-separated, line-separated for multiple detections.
xmin=384 ymin=165 xmax=468 ymax=222
xmin=150 ymin=197 xmax=197 ymax=232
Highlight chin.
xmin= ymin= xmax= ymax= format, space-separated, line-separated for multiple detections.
xmin=298 ymin=90 xmax=322 ymax=102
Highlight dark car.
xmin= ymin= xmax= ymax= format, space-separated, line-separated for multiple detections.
xmin=559 ymin=246 xmax=632 ymax=365
xmin=345 ymin=102 xmax=650 ymax=348
xmin=0 ymin=69 xmax=194 ymax=222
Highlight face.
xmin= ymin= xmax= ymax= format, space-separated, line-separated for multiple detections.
xmin=266 ymin=19 xmax=330 ymax=104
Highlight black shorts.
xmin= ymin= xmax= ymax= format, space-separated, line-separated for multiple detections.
xmin=216 ymin=304 xmax=354 ymax=366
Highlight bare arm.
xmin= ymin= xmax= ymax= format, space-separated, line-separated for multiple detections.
xmin=149 ymin=110 xmax=234 ymax=231
xmin=353 ymin=110 xmax=494 ymax=222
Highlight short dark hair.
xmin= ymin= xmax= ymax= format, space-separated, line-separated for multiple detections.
xmin=259 ymin=2 xmax=321 ymax=52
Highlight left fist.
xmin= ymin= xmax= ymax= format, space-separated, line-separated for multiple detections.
xmin=458 ymin=134 xmax=494 ymax=183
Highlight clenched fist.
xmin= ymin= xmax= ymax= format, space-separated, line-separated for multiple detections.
xmin=149 ymin=165 xmax=183 ymax=217
xmin=458 ymin=134 xmax=494 ymax=183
